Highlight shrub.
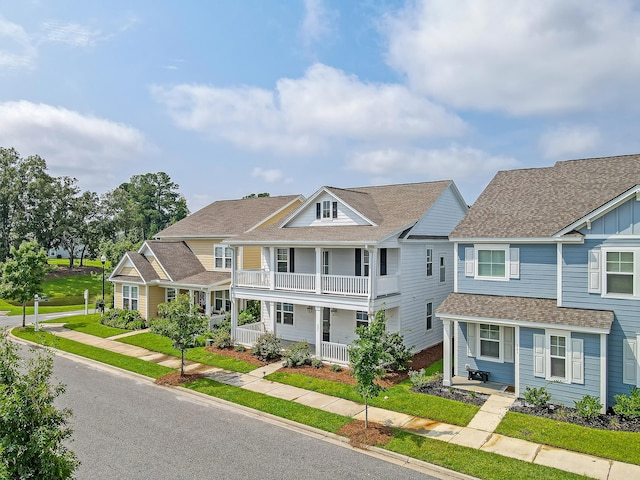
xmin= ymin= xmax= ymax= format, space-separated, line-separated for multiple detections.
xmin=523 ymin=386 xmax=552 ymax=408
xmin=311 ymin=358 xmax=323 ymax=369
xmin=252 ymin=333 xmax=281 ymax=361
xmin=234 ymin=344 xmax=246 ymax=352
xmin=382 ymin=331 xmax=413 ymax=372
xmin=281 ymin=341 xmax=311 ymax=368
xmin=101 ymin=309 xmax=146 ymax=330
xmin=330 ymin=364 xmax=342 ymax=372
xmin=238 ymin=310 xmax=255 ymax=326
xmin=574 ymin=395 xmax=603 ymax=419
xmin=613 ymin=387 xmax=640 ymax=419
xmin=209 ymin=329 xmax=232 ymax=349
xmin=408 ymin=368 xmax=429 ymax=389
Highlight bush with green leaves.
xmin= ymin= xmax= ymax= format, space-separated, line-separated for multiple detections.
xmin=613 ymin=387 xmax=640 ymax=419
xmin=574 ymin=395 xmax=603 ymax=420
xmin=523 ymin=386 xmax=552 ymax=408
xmin=281 ymin=341 xmax=311 ymax=367
xmin=251 ymin=333 xmax=281 ymax=361
xmin=311 ymin=358 xmax=323 ymax=368
xmin=209 ymin=329 xmax=232 ymax=349
xmin=234 ymin=344 xmax=246 ymax=352
xmin=408 ymin=368 xmax=430 ymax=389
xmin=101 ymin=308 xmax=146 ymax=330
xmin=330 ymin=363 xmax=342 ymax=372
xmin=382 ymin=331 xmax=413 ymax=371
xmin=238 ymin=310 xmax=256 ymax=326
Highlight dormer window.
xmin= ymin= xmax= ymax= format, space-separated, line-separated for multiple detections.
xmin=322 ymin=200 xmax=331 ymax=218
xmin=316 ymin=201 xmax=338 ymax=220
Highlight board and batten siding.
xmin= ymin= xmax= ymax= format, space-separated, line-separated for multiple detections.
xmin=398 ymin=242 xmax=453 ymax=352
xmin=562 ymin=239 xmax=640 ymax=404
xmin=410 ymin=185 xmax=468 ymax=236
xmin=186 ymin=240 xmax=215 ymax=271
xmin=577 ymin=197 xmax=640 ymax=236
xmin=457 ymin=243 xmax=556 ymax=299
xmin=519 ymin=327 xmax=602 ymax=406
xmin=287 ymin=193 xmax=369 ymax=227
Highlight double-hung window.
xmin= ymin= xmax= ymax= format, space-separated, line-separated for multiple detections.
xmin=439 ymin=256 xmax=446 ymax=282
xmin=606 ymin=251 xmax=634 ymax=295
xmin=214 ymin=245 xmax=233 ymax=269
xmin=477 ymin=249 xmax=506 ymax=278
xmin=479 ymin=324 xmax=500 ymax=359
xmin=426 ymin=248 xmax=433 ymax=277
xmin=549 ymin=334 xmax=567 ymax=379
xmin=356 ymin=311 xmax=369 ymax=329
xmin=276 ymin=302 xmax=294 ymax=325
xmin=122 ymin=285 xmax=138 ymax=311
xmin=322 ymin=200 xmax=331 ymax=219
xmin=276 ymin=248 xmax=289 ymax=273
xmin=166 ymin=287 xmax=176 ymax=302
xmin=426 ymin=301 xmax=433 ymax=331
xmin=214 ymin=291 xmax=231 ymax=313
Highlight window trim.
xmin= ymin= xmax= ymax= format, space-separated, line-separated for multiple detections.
xmin=602 ymin=247 xmax=636 ymax=298
xmin=546 ymin=330 xmax=570 ymax=384
xmin=426 ymin=247 xmax=433 ymax=277
xmin=425 ymin=301 xmax=433 ymax=331
xmin=322 ymin=200 xmax=331 ymax=219
xmin=166 ymin=287 xmax=176 ymax=303
xmin=276 ymin=302 xmax=294 ymax=325
xmin=356 ymin=310 xmax=369 ymax=329
xmin=439 ymin=255 xmax=446 ymax=283
xmin=478 ymin=323 xmax=502 ymax=362
xmin=474 ymin=244 xmax=509 ymax=281
xmin=214 ymin=245 xmax=233 ymax=270
xmin=276 ymin=248 xmax=289 ymax=273
xmin=122 ymin=284 xmax=139 ymax=311
xmin=214 ymin=290 xmax=231 ymax=313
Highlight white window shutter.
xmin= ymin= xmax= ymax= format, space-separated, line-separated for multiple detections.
xmin=533 ymin=334 xmax=545 ymax=377
xmin=623 ymin=339 xmax=637 ymax=385
xmin=503 ymin=327 xmax=514 ymax=363
xmin=465 ymin=247 xmax=475 ymax=277
xmin=467 ymin=323 xmax=477 ymax=357
xmin=509 ymin=248 xmax=520 ymax=279
xmin=588 ymin=250 xmax=602 ymax=294
xmin=571 ymin=338 xmax=584 ymax=384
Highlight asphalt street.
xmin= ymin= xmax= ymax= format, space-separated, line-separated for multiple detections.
xmin=5 ymin=318 xmax=442 ymax=480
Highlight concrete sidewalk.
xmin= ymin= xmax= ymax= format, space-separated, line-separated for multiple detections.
xmin=37 ymin=324 xmax=640 ymax=480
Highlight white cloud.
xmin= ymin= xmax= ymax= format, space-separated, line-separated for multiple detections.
xmin=0 ymin=101 xmax=147 ymax=191
xmin=151 ymin=63 xmax=465 ymax=155
xmin=384 ymin=0 xmax=640 ymax=115
xmin=41 ymin=21 xmax=102 ymax=47
xmin=252 ymin=167 xmax=285 ymax=183
xmin=348 ymin=145 xmax=519 ymax=180
xmin=0 ymin=16 xmax=37 ymax=69
xmin=539 ymin=125 xmax=601 ymax=159
xmin=300 ymin=0 xmax=335 ymax=49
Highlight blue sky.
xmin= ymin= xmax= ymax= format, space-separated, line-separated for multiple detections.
xmin=2 ymin=1 xmax=640 ymax=211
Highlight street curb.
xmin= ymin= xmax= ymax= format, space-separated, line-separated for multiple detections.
xmin=10 ymin=329 xmax=477 ymax=480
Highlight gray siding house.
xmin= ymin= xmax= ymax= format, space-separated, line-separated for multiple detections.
xmin=437 ymin=155 xmax=640 ymax=409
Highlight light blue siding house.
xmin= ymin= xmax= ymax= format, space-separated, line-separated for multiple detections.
xmin=437 ymin=155 xmax=640 ymax=410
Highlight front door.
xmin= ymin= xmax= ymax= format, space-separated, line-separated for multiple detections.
xmin=323 ymin=307 xmax=331 ymax=342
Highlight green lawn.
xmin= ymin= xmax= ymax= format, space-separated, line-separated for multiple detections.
xmin=117 ymin=332 xmax=258 ymax=373
xmin=265 ymin=370 xmax=479 ymax=426
xmin=496 ymin=411 xmax=640 ymax=465
xmin=57 ymin=313 xmax=129 ymax=338
xmin=42 ymin=273 xmax=112 ymax=306
xmin=48 ymin=258 xmax=111 ymax=268
xmin=12 ymin=327 xmax=173 ymax=379
xmin=0 ymin=299 xmax=87 ymax=316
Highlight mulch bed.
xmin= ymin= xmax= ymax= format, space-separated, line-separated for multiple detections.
xmin=337 ymin=420 xmax=394 ymax=449
xmin=412 ymin=377 xmax=489 ymax=407
xmin=47 ymin=265 xmax=103 ymax=278
xmin=204 ymin=345 xmax=277 ymax=366
xmin=155 ymin=372 xmax=204 ymax=386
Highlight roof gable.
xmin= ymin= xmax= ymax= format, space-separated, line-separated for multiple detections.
xmin=451 ymin=154 xmax=640 ymax=239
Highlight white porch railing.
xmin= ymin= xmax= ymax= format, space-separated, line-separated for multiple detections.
xmin=235 ymin=321 xmax=265 ymax=346
xmin=321 ymin=341 xmax=350 ymax=364
xmin=236 ymin=269 xmax=269 ymax=288
xmin=321 ymin=274 xmax=368 ymax=296
xmin=275 ymin=272 xmax=316 ymax=292
xmin=209 ymin=313 xmax=227 ymax=330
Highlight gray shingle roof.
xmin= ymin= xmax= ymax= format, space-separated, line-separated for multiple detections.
xmin=155 ymin=195 xmax=302 ymax=238
xmin=229 ymin=181 xmax=453 ymax=244
xmin=436 ymin=293 xmax=613 ymax=331
xmin=172 ymin=271 xmax=230 ymax=287
xmin=145 ymin=241 xmax=205 ymax=281
xmin=451 ymin=154 xmax=640 ymax=238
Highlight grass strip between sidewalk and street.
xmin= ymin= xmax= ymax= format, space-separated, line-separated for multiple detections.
xmin=116 ymin=332 xmax=258 ymax=373
xmin=54 ymin=313 xmax=130 ymax=338
xmin=265 ymin=371 xmax=478 ymax=427
xmin=496 ymin=411 xmax=640 ymax=465
xmin=12 ymin=326 xmax=590 ymax=480
xmin=12 ymin=327 xmax=174 ymax=379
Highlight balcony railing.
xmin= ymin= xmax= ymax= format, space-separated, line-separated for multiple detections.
xmin=236 ymin=270 xmax=383 ymax=297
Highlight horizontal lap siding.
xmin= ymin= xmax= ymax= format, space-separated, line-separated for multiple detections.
xmin=242 ymin=246 xmax=261 ymax=270
xmin=186 ymin=240 xmax=214 ymax=271
xmin=562 ymin=240 xmax=640 ymax=405
xmin=457 ymin=243 xmax=556 ymax=299
xmin=147 ymin=286 xmax=165 ymax=319
xmin=400 ymin=243 xmax=453 ymax=352
xmin=519 ymin=328 xmax=601 ymax=406
xmin=275 ymin=305 xmax=315 ymax=343
xmin=456 ymin=323 xmax=515 ymax=385
xmin=410 ymin=186 xmax=468 ymax=236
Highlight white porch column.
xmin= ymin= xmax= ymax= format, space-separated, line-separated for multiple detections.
xmin=443 ymin=319 xmax=452 ymax=386
xmin=269 ymin=247 xmax=275 ymax=290
xmin=368 ymin=247 xmax=377 ymax=305
xmin=514 ymin=325 xmax=520 ymax=398
xmin=230 ymin=297 xmax=238 ymax=340
xmin=269 ymin=301 xmax=276 ymax=335
xmin=205 ymin=290 xmax=211 ymax=316
xmin=315 ymin=306 xmax=322 ymax=358
xmin=315 ymin=247 xmax=322 ymax=294
xmin=601 ymin=334 xmax=608 ymax=412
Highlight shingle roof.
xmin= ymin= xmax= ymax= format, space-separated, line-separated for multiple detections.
xmin=229 ymin=181 xmax=453 ymax=244
xmin=144 ymin=241 xmax=204 ymax=281
xmin=155 ymin=195 xmax=302 ymax=238
xmin=127 ymin=252 xmax=160 ymax=282
xmin=110 ymin=274 xmax=145 ymax=284
xmin=172 ymin=271 xmax=230 ymax=287
xmin=451 ymin=154 xmax=640 ymax=238
xmin=436 ymin=293 xmax=613 ymax=331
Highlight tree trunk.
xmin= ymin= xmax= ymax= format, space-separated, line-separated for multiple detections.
xmin=365 ymin=399 xmax=369 ymax=428
xmin=181 ymin=349 xmax=185 ymax=377
xmin=22 ymin=302 xmax=26 ymax=328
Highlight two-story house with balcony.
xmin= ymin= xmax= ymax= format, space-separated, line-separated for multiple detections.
xmin=109 ymin=194 xmax=304 ymax=320
xmin=226 ymin=181 xmax=468 ymax=364
xmin=437 ymin=155 xmax=640 ymax=410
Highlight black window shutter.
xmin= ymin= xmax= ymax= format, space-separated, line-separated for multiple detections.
xmin=380 ymin=248 xmax=387 ymax=276
xmin=316 ymin=203 xmax=321 ymax=219
xmin=355 ymin=248 xmax=362 ymax=276
xmin=332 ymin=201 xmax=338 ymax=219
xmin=289 ymin=248 xmax=295 ymax=273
